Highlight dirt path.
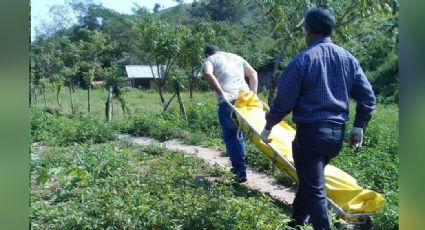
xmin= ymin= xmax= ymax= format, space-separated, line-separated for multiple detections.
xmin=118 ymin=134 xmax=296 ymax=205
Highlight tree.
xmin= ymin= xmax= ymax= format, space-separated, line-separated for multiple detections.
xmin=245 ymin=0 xmax=396 ymax=103
xmin=52 ymin=36 xmax=80 ymax=110
xmin=33 ymin=3 xmax=75 ymax=39
xmin=342 ymin=11 xmax=398 ymax=103
xmin=31 ymin=46 xmax=45 ymax=105
xmin=131 ymin=4 xmax=150 ymax=16
xmin=59 ymin=36 xmax=80 ymax=114
xmin=38 ymin=78 xmax=50 ymax=108
xmin=177 ymin=26 xmax=205 ymax=99
xmin=133 ymin=17 xmax=181 ymax=106
xmin=30 ymin=68 xmax=37 ymax=105
xmin=190 ymin=0 xmax=247 ymax=22
xmin=78 ymin=29 xmax=116 ymax=112
xmin=104 ymin=64 xmax=129 ymax=121
xmin=32 ymin=33 xmax=82 ymax=112
xmin=66 ymin=0 xmax=97 ymax=28
xmin=153 ymin=3 xmax=161 ymax=13
xmin=31 ymin=39 xmax=66 ymax=108
xmin=179 ymin=30 xmax=205 ymax=99
xmin=168 ymin=68 xmax=188 ymax=118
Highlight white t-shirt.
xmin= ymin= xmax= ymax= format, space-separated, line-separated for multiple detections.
xmin=204 ymin=52 xmax=250 ymax=103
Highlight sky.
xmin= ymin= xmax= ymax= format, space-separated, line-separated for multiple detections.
xmin=31 ymin=0 xmax=192 ymax=40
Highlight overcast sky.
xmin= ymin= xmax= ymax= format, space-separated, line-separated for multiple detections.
xmin=31 ymin=0 xmax=192 ymax=40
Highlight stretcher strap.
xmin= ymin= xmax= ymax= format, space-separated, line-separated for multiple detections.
xmin=232 ymin=108 xmax=278 ymax=166
xmin=237 ymin=120 xmax=244 ymax=142
xmin=230 ymin=110 xmax=244 ymax=142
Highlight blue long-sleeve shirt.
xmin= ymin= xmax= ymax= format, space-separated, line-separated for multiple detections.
xmin=265 ymin=37 xmax=376 ymax=129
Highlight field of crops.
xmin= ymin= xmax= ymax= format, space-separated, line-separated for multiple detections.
xmin=31 ymin=88 xmax=398 ymax=229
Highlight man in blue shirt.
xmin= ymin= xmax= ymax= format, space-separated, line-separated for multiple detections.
xmin=260 ymin=5 xmax=376 ymax=230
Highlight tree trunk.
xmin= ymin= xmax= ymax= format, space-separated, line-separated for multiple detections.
xmin=32 ymin=84 xmax=38 ymax=104
xmin=69 ymin=80 xmax=74 ymax=114
xmin=158 ymin=82 xmax=165 ymax=105
xmin=118 ymin=96 xmax=128 ymax=118
xmin=176 ymin=86 xmax=187 ymax=119
xmin=268 ymin=38 xmax=293 ymax=104
xmin=163 ymin=92 xmax=177 ymax=112
xmin=106 ymin=85 xmax=113 ymax=121
xmin=56 ymin=85 xmax=62 ymax=108
xmin=149 ymin=63 xmax=165 ymax=105
xmin=42 ymin=86 xmax=47 ymax=108
xmin=87 ymin=84 xmax=91 ymax=113
xmin=189 ymin=75 xmax=194 ymax=99
xmin=29 ymin=82 xmax=32 ymax=106
xmin=268 ymin=18 xmax=304 ymax=104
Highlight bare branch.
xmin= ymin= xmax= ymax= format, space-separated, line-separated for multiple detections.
xmin=335 ymin=1 xmax=357 ymax=29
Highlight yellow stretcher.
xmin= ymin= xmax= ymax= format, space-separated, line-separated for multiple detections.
xmin=225 ymin=91 xmax=384 ymax=222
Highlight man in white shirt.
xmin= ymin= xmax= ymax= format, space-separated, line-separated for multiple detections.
xmin=203 ymin=44 xmax=258 ymax=182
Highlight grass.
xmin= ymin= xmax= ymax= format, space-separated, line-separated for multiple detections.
xmin=32 ymin=87 xmax=218 ymax=120
xmin=30 ymin=86 xmax=399 ymax=229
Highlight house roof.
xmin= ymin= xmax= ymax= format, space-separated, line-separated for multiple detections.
xmin=125 ymin=65 xmax=165 ymax=79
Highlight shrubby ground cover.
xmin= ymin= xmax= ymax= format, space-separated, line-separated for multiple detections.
xmin=122 ymin=99 xmax=399 ymax=229
xmin=31 ymin=105 xmax=116 ymax=146
xmin=31 ymin=90 xmax=398 ymax=229
xmin=31 ymin=143 xmax=292 ymax=229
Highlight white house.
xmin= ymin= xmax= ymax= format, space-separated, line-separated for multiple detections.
xmin=125 ymin=65 xmax=165 ymax=89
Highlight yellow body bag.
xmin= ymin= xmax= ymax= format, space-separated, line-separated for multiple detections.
xmin=233 ymin=91 xmax=384 ymax=214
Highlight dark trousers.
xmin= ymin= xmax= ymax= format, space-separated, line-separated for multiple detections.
xmin=292 ymin=121 xmax=345 ymax=230
xmin=217 ymin=101 xmax=246 ymax=179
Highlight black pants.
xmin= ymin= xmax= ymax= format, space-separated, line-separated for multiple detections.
xmin=292 ymin=121 xmax=345 ymax=230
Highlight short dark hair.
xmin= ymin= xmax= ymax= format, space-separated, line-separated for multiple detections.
xmin=304 ymin=5 xmax=335 ymax=36
xmin=204 ymin=44 xmax=220 ymax=56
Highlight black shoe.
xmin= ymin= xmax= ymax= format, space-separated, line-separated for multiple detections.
xmin=287 ymin=220 xmax=304 ymax=230
xmin=234 ymin=176 xmax=247 ymax=183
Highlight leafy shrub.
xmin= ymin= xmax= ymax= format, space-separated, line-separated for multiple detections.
xmin=31 ymin=106 xmax=116 ymax=146
xmin=126 ymin=111 xmax=187 ymax=141
xmin=245 ymin=142 xmax=274 ymax=174
xmin=126 ymin=101 xmax=221 ymax=141
xmin=368 ymin=51 xmax=399 ymax=104
xmin=121 ymin=100 xmax=399 ymax=229
xmin=333 ymin=104 xmax=399 ymax=229
xmin=31 ymin=143 xmax=292 ymax=229
xmin=186 ymin=101 xmax=221 ymax=138
xmin=185 ymin=131 xmax=210 ymax=145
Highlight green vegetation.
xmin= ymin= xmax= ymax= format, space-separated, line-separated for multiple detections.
xmin=31 ymin=89 xmax=398 ymax=229
xmin=334 ymin=104 xmax=399 ymax=229
xmin=31 ymin=0 xmax=398 ymax=109
xmin=122 ymin=96 xmax=399 ymax=229
xmin=31 ymin=0 xmax=398 ymax=229
xmin=31 ymin=143 xmax=292 ymax=229
xmin=30 ymin=105 xmax=116 ymax=146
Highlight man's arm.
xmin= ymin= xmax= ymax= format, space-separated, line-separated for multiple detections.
xmin=203 ymin=61 xmax=225 ymax=97
xmin=348 ymin=59 xmax=376 ymax=148
xmin=243 ymin=62 xmax=258 ymax=94
xmin=350 ymin=60 xmax=376 ymax=129
xmin=264 ymin=58 xmax=303 ymax=130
